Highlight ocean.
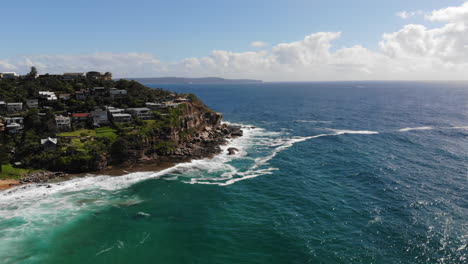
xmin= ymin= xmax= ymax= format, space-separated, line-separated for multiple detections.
xmin=0 ymin=82 xmax=466 ymax=264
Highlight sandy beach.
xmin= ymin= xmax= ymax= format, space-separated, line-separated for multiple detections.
xmin=0 ymin=179 xmax=21 ymax=191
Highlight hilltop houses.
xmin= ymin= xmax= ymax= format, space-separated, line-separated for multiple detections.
xmin=75 ymin=89 xmax=90 ymax=100
xmin=55 ymin=115 xmax=71 ymax=131
xmin=7 ymin=102 xmax=23 ymax=113
xmin=110 ymin=88 xmax=127 ymax=98
xmin=41 ymin=137 xmax=58 ymax=151
xmin=90 ymin=108 xmax=109 ymax=127
xmin=86 ymin=71 xmax=112 ymax=81
xmin=0 ymin=72 xmax=19 ymax=80
xmin=39 ymin=91 xmax=58 ymax=101
xmin=127 ymin=107 xmax=153 ymax=120
xmin=4 ymin=117 xmax=24 ymax=134
xmin=63 ymin=72 xmax=85 ymax=81
xmin=72 ymin=113 xmax=90 ymax=122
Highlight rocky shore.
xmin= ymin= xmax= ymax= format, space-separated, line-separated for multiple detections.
xmin=0 ymin=124 xmax=243 ymax=191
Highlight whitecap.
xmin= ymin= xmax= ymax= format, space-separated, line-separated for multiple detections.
xmin=398 ymin=126 xmax=433 ymax=132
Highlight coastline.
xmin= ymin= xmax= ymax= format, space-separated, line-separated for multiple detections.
xmin=0 ymin=130 xmax=238 ymax=192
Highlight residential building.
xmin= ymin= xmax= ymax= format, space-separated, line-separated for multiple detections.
xmin=174 ymin=97 xmax=189 ymax=103
xmin=4 ymin=117 xmax=24 ymax=134
xmin=63 ymin=72 xmax=85 ymax=81
xmin=59 ymin=94 xmax=71 ymax=100
xmin=39 ymin=91 xmax=58 ymax=101
xmin=127 ymin=107 xmax=153 ymax=120
xmin=75 ymin=89 xmax=89 ymax=100
xmin=106 ymin=106 xmax=125 ymax=115
xmin=103 ymin=72 xmax=112 ymax=80
xmin=55 ymin=115 xmax=71 ymax=131
xmin=91 ymin=87 xmax=107 ymax=97
xmin=111 ymin=113 xmax=133 ymax=123
xmin=145 ymin=102 xmax=165 ymax=110
xmin=26 ymin=99 xmax=39 ymax=108
xmin=41 ymin=137 xmax=58 ymax=151
xmin=90 ymin=109 xmax=109 ymax=126
xmin=86 ymin=71 xmax=103 ymax=80
xmin=1 ymin=72 xmax=19 ymax=80
xmin=109 ymin=88 xmax=127 ymax=98
xmin=7 ymin=102 xmax=23 ymax=113
xmin=86 ymin=71 xmax=112 ymax=80
xmin=72 ymin=113 xmax=90 ymax=122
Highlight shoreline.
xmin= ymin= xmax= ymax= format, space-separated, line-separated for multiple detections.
xmin=0 ymin=139 xmax=230 ymax=192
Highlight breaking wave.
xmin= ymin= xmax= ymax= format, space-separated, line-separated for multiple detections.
xmin=399 ymin=126 xmax=434 ymax=132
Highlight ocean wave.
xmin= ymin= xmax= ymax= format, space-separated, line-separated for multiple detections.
xmin=294 ymin=120 xmax=333 ymax=124
xmin=398 ymin=126 xmax=433 ymax=132
xmin=326 ymin=129 xmax=380 ymax=135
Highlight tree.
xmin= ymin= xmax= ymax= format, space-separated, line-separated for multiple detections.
xmin=28 ymin=66 xmax=38 ymax=78
xmin=0 ymin=144 xmax=10 ymax=173
xmin=110 ymin=138 xmax=129 ymax=164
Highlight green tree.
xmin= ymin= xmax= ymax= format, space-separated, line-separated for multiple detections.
xmin=0 ymin=144 xmax=10 ymax=173
xmin=110 ymin=138 xmax=129 ymax=163
xmin=28 ymin=66 xmax=38 ymax=78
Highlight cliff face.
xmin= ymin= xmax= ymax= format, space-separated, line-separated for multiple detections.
xmin=126 ymin=99 xmax=242 ymax=163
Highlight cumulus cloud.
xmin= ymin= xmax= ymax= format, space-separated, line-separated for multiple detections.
xmin=425 ymin=1 xmax=468 ymax=22
xmin=250 ymin=41 xmax=269 ymax=48
xmin=1 ymin=2 xmax=468 ymax=81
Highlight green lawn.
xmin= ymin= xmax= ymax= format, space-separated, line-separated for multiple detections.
xmin=58 ymin=127 xmax=118 ymax=141
xmin=58 ymin=129 xmax=96 ymax=137
xmin=95 ymin=127 xmax=118 ymax=141
xmin=0 ymin=164 xmax=39 ymax=179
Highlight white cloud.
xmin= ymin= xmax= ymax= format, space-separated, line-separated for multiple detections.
xmin=396 ymin=10 xmax=423 ymax=19
xmin=425 ymin=1 xmax=468 ymax=22
xmin=2 ymin=2 xmax=468 ymax=81
xmin=250 ymin=41 xmax=269 ymax=48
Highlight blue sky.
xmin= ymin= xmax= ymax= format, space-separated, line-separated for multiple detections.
xmin=1 ymin=0 xmax=467 ymax=80
xmin=1 ymin=0 xmax=462 ymax=60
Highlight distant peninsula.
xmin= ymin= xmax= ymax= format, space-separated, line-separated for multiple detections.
xmin=125 ymin=77 xmax=263 ymax=85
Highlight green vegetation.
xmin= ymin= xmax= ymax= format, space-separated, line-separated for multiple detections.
xmin=0 ymin=164 xmax=39 ymax=180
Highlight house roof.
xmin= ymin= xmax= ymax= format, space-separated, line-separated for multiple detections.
xmin=41 ymin=137 xmax=58 ymax=145
xmin=72 ymin=113 xmax=90 ymax=117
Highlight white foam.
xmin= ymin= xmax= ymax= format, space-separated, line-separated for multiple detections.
xmin=294 ymin=120 xmax=333 ymax=124
xmin=326 ymin=129 xmax=380 ymax=135
xmin=398 ymin=126 xmax=433 ymax=132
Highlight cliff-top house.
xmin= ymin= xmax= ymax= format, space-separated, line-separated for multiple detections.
xmin=55 ymin=115 xmax=71 ymax=131
xmin=7 ymin=102 xmax=23 ymax=113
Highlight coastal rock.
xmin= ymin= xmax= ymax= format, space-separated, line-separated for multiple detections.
xmin=227 ymin=147 xmax=239 ymax=155
xmin=230 ymin=126 xmax=243 ymax=137
xmin=20 ymin=171 xmax=66 ymax=184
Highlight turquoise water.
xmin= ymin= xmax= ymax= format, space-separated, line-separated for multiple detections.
xmin=0 ymin=82 xmax=467 ymax=263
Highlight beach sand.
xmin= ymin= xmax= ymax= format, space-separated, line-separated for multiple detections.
xmin=0 ymin=179 xmax=21 ymax=191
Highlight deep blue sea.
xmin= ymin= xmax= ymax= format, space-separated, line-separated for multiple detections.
xmin=0 ymin=82 xmax=467 ymax=263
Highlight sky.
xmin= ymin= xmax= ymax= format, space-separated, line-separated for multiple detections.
xmin=1 ymin=0 xmax=467 ymax=81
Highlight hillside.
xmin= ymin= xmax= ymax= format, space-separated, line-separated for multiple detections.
xmin=0 ymin=72 xmax=241 ymax=178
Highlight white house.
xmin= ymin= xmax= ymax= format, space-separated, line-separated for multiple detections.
xmin=55 ymin=115 xmax=71 ymax=131
xmin=109 ymin=88 xmax=127 ymax=98
xmin=7 ymin=102 xmax=23 ymax=113
xmin=111 ymin=113 xmax=133 ymax=123
xmin=39 ymin=91 xmax=58 ymax=101
xmin=127 ymin=108 xmax=153 ymax=120
xmin=1 ymin=72 xmax=19 ymax=79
